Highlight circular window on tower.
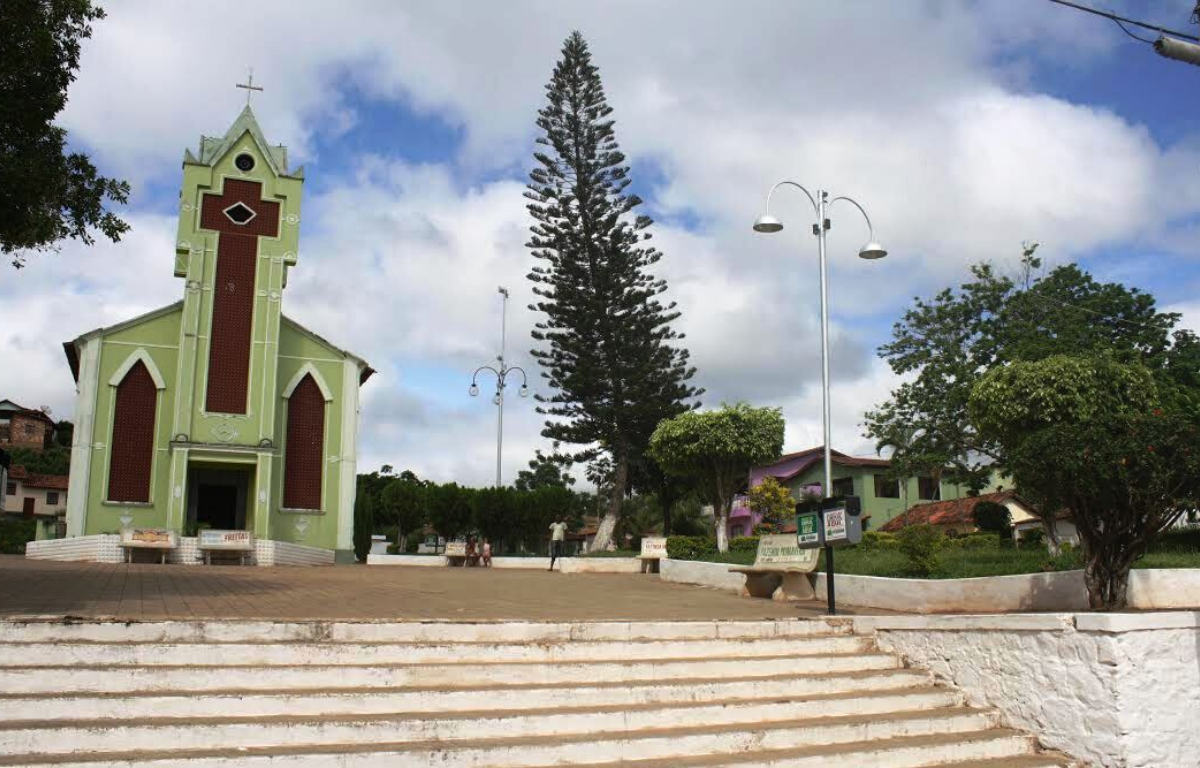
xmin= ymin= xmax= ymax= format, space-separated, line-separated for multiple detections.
xmin=234 ymin=153 xmax=256 ymax=172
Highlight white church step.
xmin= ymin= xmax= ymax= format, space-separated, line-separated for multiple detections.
xmin=0 ymin=652 xmax=901 ymax=694
xmin=0 ymin=619 xmax=848 ymax=644
xmin=0 ymin=635 xmax=870 ymax=667
xmin=0 ymin=707 xmax=998 ymax=762
xmin=0 ymin=669 xmax=936 ymax=721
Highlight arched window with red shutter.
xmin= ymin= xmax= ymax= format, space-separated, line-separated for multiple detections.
xmin=283 ymin=373 xmax=326 ymax=510
xmin=107 ymin=359 xmax=159 ymax=503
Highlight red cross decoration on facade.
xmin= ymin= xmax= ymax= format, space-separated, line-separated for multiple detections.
xmin=198 ymin=179 xmax=281 ymax=414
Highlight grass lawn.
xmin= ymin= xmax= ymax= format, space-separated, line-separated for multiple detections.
xmin=685 ymin=531 xmax=1200 ymax=579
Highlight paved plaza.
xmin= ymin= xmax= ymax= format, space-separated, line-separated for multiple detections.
xmin=0 ymin=556 xmax=887 ymax=621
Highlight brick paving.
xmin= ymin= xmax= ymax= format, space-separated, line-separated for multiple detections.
xmin=0 ymin=556 xmax=881 ymax=621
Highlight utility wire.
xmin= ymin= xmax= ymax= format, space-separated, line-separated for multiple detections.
xmin=1046 ymin=0 xmax=1200 ymax=43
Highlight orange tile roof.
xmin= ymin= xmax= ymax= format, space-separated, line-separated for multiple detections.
xmin=879 ymin=491 xmax=1024 ymax=532
xmin=8 ymin=465 xmax=69 ymax=491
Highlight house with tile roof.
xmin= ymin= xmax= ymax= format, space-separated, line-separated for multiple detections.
xmin=4 ymin=465 xmax=69 ymax=540
xmin=742 ymin=446 xmax=998 ymax=535
xmin=877 ymin=490 xmax=1079 ymax=545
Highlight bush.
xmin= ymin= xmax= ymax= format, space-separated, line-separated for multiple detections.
xmin=666 ymin=535 xmax=716 ymax=561
xmin=1019 ymin=529 xmax=1045 ymax=549
xmin=951 ymin=533 xmax=998 ymax=550
xmin=0 ymin=518 xmax=37 ymax=554
xmin=729 ymin=536 xmax=760 ymax=553
xmin=859 ymin=531 xmax=899 ymax=551
xmin=1154 ymin=527 xmax=1200 ymax=552
xmin=897 ymin=524 xmax=944 ymax=577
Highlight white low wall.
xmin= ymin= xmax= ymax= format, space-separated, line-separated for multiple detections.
xmin=25 ymin=536 xmax=333 ymax=567
xmin=659 ymin=558 xmax=747 ymax=593
xmin=855 ymin=612 xmax=1200 ymax=768
xmin=366 ymin=554 xmax=644 ymax=573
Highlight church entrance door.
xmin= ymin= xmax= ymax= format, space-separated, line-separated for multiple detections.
xmin=187 ymin=466 xmax=252 ymax=532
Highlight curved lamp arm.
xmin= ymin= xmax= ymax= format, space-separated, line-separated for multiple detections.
xmin=469 ymin=365 xmax=501 ymax=396
xmin=764 ymin=180 xmax=820 ymax=221
xmin=828 ymin=195 xmax=878 ymax=242
xmin=502 ymin=366 xmax=531 ymax=397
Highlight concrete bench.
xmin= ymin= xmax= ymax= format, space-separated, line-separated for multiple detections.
xmin=729 ymin=534 xmax=819 ymax=601
xmin=197 ymin=530 xmax=254 ymax=566
xmin=639 ymin=536 xmax=666 ymax=573
xmin=119 ymin=528 xmax=178 ymax=564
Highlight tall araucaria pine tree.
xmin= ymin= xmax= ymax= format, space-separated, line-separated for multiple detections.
xmin=526 ymin=31 xmax=701 ymax=552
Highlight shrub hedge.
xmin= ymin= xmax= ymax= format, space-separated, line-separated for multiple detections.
xmin=0 ymin=519 xmax=37 ymax=555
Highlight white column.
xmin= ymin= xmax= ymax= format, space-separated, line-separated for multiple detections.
xmin=66 ymin=337 xmax=102 ymax=537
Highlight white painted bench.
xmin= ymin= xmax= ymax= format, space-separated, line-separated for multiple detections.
xmin=639 ymin=536 xmax=666 ymax=573
xmin=118 ymin=528 xmax=178 ymax=564
xmin=729 ymin=534 xmax=819 ymax=601
xmin=197 ymin=529 xmax=254 ymax=566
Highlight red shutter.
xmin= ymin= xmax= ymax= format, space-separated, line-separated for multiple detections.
xmin=283 ymin=375 xmax=325 ymax=510
xmin=205 ymin=232 xmax=257 ymax=414
xmin=108 ymin=361 xmax=157 ymax=502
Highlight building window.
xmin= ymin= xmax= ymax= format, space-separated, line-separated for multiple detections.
xmin=831 ymin=477 xmax=855 ymax=498
xmin=918 ymin=476 xmax=941 ymax=501
xmin=107 ymin=360 xmax=157 ymax=503
xmin=283 ymin=374 xmax=326 ymax=510
xmin=46 ymin=492 xmax=59 ymax=505
xmin=5 ymin=483 xmax=14 ymax=496
xmin=873 ymin=474 xmax=901 ymax=499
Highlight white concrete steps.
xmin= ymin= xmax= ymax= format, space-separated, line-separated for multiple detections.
xmin=0 ymin=668 xmax=934 ymax=720
xmin=0 ymin=635 xmax=869 ymax=667
xmin=0 ymin=619 xmax=1069 ymax=767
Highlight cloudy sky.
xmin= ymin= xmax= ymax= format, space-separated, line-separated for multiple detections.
xmin=3 ymin=1 xmax=1199 ymax=486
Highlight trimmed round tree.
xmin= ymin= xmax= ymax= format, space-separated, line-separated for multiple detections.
xmin=970 ymin=354 xmax=1200 ymax=610
xmin=648 ymin=403 xmax=784 ymax=552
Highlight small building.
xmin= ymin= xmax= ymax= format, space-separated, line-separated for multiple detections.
xmin=4 ymin=465 xmax=69 ymax=540
xmin=0 ymin=401 xmax=55 ymax=452
xmin=746 ymin=446 xmax=992 ymax=535
xmin=878 ymin=490 xmax=1062 ymax=541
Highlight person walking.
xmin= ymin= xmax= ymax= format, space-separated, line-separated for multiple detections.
xmin=548 ymin=517 xmax=568 ymax=571
xmin=481 ymin=538 xmax=492 ymax=568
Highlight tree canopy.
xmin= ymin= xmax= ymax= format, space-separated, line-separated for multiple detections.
xmin=526 ymin=31 xmax=700 ymax=551
xmin=970 ymin=355 xmax=1200 ymax=609
xmin=649 ymin=403 xmax=784 ymax=552
xmin=1 ymin=0 xmax=129 ymax=267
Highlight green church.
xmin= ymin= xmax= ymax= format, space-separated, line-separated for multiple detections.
xmin=59 ymin=106 xmax=372 ymax=563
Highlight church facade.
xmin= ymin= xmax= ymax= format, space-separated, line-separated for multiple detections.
xmin=61 ymin=106 xmax=371 ymax=562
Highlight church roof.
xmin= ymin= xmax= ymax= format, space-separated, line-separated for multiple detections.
xmin=62 ymin=302 xmax=372 ymax=386
xmin=186 ymin=105 xmax=303 ymax=180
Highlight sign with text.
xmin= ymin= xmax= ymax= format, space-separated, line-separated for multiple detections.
xmin=796 ymin=512 xmax=821 ymax=547
xmin=754 ymin=534 xmax=818 ymax=568
xmin=444 ymin=541 xmax=467 ymax=558
xmin=640 ymin=537 xmax=667 ymax=559
xmin=198 ymin=529 xmax=254 ymax=551
xmin=823 ymin=507 xmax=848 ymax=543
xmin=120 ymin=528 xmax=177 ymax=549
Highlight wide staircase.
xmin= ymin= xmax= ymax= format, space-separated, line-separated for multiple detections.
xmin=0 ymin=618 xmax=1073 ymax=767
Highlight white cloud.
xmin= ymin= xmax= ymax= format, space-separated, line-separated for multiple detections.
xmin=9 ymin=1 xmax=1200 ymax=488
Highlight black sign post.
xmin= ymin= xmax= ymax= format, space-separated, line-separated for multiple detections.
xmin=796 ymin=495 xmax=863 ymax=616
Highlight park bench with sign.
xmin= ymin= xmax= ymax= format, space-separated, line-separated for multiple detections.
xmin=639 ymin=536 xmax=667 ymax=573
xmin=119 ymin=528 xmax=178 ymax=564
xmin=197 ymin=529 xmax=255 ymax=566
xmin=728 ymin=533 xmax=819 ymax=601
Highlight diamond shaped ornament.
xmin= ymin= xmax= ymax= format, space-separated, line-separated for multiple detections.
xmin=223 ymin=202 xmax=257 ymax=225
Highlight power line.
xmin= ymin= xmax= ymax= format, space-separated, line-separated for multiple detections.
xmin=1045 ymin=0 xmax=1200 ymax=43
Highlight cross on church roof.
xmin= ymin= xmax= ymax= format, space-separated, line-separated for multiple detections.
xmin=236 ymin=68 xmax=264 ymax=105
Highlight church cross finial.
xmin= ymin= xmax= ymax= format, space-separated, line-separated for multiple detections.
xmin=236 ymin=68 xmax=264 ymax=105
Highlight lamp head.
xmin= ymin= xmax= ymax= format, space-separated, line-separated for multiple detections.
xmin=519 ymin=384 xmax=530 ymax=398
xmin=752 ymin=214 xmax=784 ymax=233
xmin=492 ymin=393 xmax=502 ymax=405
xmin=858 ymin=241 xmax=888 ymax=260
xmin=468 ymin=384 xmax=479 ymax=397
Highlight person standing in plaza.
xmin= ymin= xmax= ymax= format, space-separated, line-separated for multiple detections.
xmin=548 ymin=517 xmax=568 ymax=571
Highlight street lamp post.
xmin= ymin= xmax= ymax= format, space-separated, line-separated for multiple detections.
xmin=470 ymin=287 xmax=530 ymax=487
xmin=753 ymin=181 xmax=886 ymax=614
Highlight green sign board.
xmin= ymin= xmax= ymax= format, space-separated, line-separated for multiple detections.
xmin=796 ymin=512 xmax=821 ymax=548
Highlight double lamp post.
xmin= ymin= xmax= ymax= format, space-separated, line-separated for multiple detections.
xmin=752 ymin=181 xmax=886 ymax=614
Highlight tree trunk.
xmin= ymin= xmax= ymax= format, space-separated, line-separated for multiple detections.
xmin=1083 ymin=551 xmax=1131 ymax=611
xmin=590 ymin=456 xmax=627 ymax=553
xmin=660 ymin=488 xmax=673 ymax=537
xmin=715 ymin=494 xmax=730 ymax=553
xmin=398 ymin=532 xmax=408 ymax=554
xmin=1043 ymin=517 xmax=1061 ymax=556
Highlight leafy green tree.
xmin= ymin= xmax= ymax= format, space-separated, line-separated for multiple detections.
xmin=649 ymin=403 xmax=784 ymax=552
xmin=424 ymin=483 xmax=475 ymax=542
xmin=526 ymin=31 xmax=700 ymax=552
xmin=747 ymin=476 xmax=793 ymax=529
xmin=971 ymin=500 xmax=1012 ymax=540
xmin=970 ymin=355 xmax=1200 ymax=609
xmin=7 ymin=446 xmax=70 ymax=475
xmin=514 ymin=446 xmax=575 ymax=492
xmin=352 ymin=491 xmax=374 ymax=563
xmin=380 ymin=474 xmax=425 ymax=553
xmin=866 ymin=247 xmax=1194 ymax=494
xmin=1 ymin=0 xmax=129 ymax=267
